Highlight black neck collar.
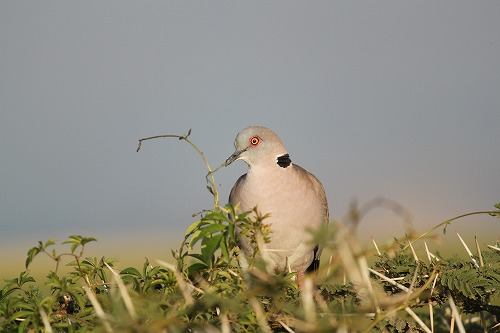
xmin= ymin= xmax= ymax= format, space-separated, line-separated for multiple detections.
xmin=276 ymin=154 xmax=291 ymax=168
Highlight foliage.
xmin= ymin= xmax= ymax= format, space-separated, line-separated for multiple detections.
xmin=1 ymin=205 xmax=499 ymax=332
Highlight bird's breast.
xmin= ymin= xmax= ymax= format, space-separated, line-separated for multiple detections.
xmin=234 ymin=168 xmax=323 ymax=228
xmin=230 ymin=165 xmax=327 ymax=273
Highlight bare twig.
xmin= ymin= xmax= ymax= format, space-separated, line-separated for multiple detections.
xmin=448 ymin=293 xmax=466 ymax=333
xmin=429 ymin=273 xmax=439 ymax=333
xmin=457 ymin=233 xmax=479 ymax=268
xmin=346 ymin=198 xmax=414 ymax=238
xmin=250 ymin=297 xmax=272 ymax=333
xmin=487 ymin=244 xmax=500 ymax=251
xmin=406 ymin=210 xmax=500 ymax=249
xmin=301 ymin=277 xmax=316 ymax=323
xmin=367 ymin=268 xmax=409 ymax=292
xmin=408 ymin=240 xmax=419 ymax=261
xmin=137 ymin=129 xmax=222 ymax=209
xmin=83 ymin=286 xmax=113 ymax=333
xmin=104 ymin=262 xmax=137 ymax=321
xmin=405 ymin=307 xmax=432 ymax=333
xmin=157 ymin=259 xmax=202 ymax=304
xmin=278 ymin=320 xmax=295 ymax=333
xmin=372 ymin=237 xmax=381 ymax=256
xmin=474 ymin=237 xmax=488 ymax=333
xmin=39 ymin=307 xmax=53 ymax=333
xmin=475 ymin=237 xmax=484 ymax=268
xmin=424 ymin=242 xmax=440 ymax=263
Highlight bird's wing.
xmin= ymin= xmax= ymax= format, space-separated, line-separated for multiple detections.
xmin=228 ymin=173 xmax=247 ymax=206
xmin=293 ymin=165 xmax=329 ymax=223
xmin=293 ymin=165 xmax=329 ymax=268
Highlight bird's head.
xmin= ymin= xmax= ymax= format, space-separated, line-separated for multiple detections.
xmin=225 ymin=126 xmax=290 ymax=168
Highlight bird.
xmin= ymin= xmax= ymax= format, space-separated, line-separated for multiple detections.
xmin=226 ymin=126 xmax=329 ymax=276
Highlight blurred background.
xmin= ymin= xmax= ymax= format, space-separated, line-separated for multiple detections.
xmin=1 ymin=1 xmax=499 ymax=279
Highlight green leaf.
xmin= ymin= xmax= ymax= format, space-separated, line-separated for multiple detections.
xmin=216 ymin=271 xmax=233 ymax=280
xmin=188 ymin=253 xmax=206 ymax=263
xmin=18 ymin=317 xmax=30 ymax=333
xmin=200 ymin=233 xmax=224 ymax=265
xmin=219 ymin=231 xmax=230 ymax=262
xmin=62 ymin=235 xmax=97 ymax=253
xmin=62 ymin=235 xmax=81 ymax=244
xmin=25 ymin=246 xmax=41 ymax=268
xmin=80 ymin=236 xmax=97 ymax=245
xmin=120 ymin=267 xmax=142 ymax=277
xmin=146 ymin=266 xmax=161 ymax=278
xmin=18 ymin=271 xmax=35 ymax=286
xmin=203 ymin=211 xmax=231 ymax=223
xmin=187 ymin=262 xmax=209 ymax=276
xmin=189 ymin=223 xmax=227 ymax=248
xmin=44 ymin=238 xmax=57 ymax=248
xmin=62 ymin=235 xmax=82 ymax=253
xmin=0 ymin=284 xmax=20 ymax=302
xmin=8 ymin=309 xmax=35 ymax=322
xmin=185 ymin=220 xmax=211 ymax=236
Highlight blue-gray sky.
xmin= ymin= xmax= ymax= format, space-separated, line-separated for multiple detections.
xmin=1 ymin=1 xmax=499 ymax=276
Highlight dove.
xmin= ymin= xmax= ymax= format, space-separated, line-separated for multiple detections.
xmin=226 ymin=126 xmax=329 ymax=275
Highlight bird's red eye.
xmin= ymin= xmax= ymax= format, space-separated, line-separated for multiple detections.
xmin=249 ymin=136 xmax=261 ymax=146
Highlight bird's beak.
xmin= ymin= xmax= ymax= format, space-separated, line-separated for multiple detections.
xmin=225 ymin=148 xmax=246 ymax=166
